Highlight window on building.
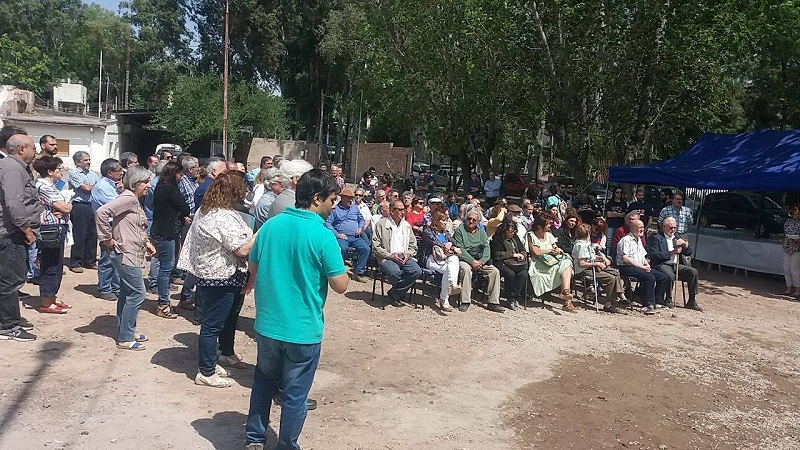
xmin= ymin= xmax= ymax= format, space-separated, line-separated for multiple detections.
xmin=56 ymin=139 xmax=70 ymax=156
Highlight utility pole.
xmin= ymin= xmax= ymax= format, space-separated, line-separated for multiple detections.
xmin=98 ymin=50 xmax=103 ymax=118
xmin=222 ymin=0 xmax=230 ymax=159
xmin=125 ymin=28 xmax=130 ymax=109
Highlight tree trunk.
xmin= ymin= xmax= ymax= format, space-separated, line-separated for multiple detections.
xmin=630 ymin=0 xmax=672 ymax=163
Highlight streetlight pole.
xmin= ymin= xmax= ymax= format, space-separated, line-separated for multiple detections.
xmin=222 ymin=0 xmax=230 ymax=159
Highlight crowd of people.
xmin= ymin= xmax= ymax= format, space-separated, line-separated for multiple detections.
xmin=0 ymin=123 xmax=711 ymax=449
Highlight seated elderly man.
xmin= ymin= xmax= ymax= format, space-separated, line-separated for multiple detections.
xmin=423 ymin=194 xmax=454 ymax=233
xmin=617 ymin=219 xmax=670 ymax=315
xmin=325 ymin=187 xmax=370 ymax=283
xmin=612 ymin=211 xmax=645 ymax=260
xmin=372 ymin=200 xmax=390 ymax=232
xmin=372 ymin=200 xmax=423 ymax=307
xmin=453 ymin=207 xmax=504 ymax=313
xmin=648 ymin=217 xmax=703 ymax=311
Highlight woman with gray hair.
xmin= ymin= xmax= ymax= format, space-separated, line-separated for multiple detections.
xmin=252 ymin=168 xmax=285 ymax=229
xmin=266 ymin=159 xmax=312 ymax=219
xmin=96 ymin=166 xmax=157 ymax=350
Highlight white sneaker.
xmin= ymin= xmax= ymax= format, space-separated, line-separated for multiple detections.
xmin=195 ymin=372 xmax=232 ymax=388
xmin=439 ymin=299 xmax=453 ymax=312
xmin=215 ymin=364 xmax=230 ymax=378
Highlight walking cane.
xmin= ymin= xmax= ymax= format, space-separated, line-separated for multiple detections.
xmin=592 ymin=263 xmax=599 ymax=313
xmin=673 ymin=253 xmax=680 ymax=306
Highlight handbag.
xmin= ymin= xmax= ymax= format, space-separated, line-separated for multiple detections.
xmin=432 ymin=245 xmax=449 ymax=264
xmin=37 ymin=226 xmax=62 ymax=250
xmin=539 ymin=252 xmax=566 ymax=267
xmin=503 ymin=258 xmax=528 ymax=269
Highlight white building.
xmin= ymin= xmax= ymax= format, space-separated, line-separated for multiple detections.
xmin=0 ymin=85 xmax=118 ymax=170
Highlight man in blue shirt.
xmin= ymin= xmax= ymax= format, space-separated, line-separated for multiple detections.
xmin=324 ymin=187 xmax=370 ymax=283
xmin=245 ymin=169 xmax=348 ymax=450
xmin=91 ymin=158 xmax=122 ymax=299
xmin=67 ymin=151 xmax=100 ymax=273
xmin=194 ymin=159 xmax=227 ymax=209
xmin=245 ymin=155 xmax=273 ymax=190
xmin=483 ymin=171 xmax=501 ymax=206
xmin=444 ymin=192 xmax=460 ymax=221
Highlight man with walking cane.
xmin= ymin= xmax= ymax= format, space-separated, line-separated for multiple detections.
xmin=647 ymin=217 xmax=703 ymax=311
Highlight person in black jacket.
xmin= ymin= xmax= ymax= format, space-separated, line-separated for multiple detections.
xmin=555 ymin=208 xmax=580 ymax=255
xmin=151 ymin=161 xmax=190 ymax=319
xmin=647 ymin=217 xmax=702 ymax=311
xmin=490 ymin=218 xmax=528 ymax=310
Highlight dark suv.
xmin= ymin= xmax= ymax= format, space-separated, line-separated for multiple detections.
xmin=698 ymin=192 xmax=787 ymax=238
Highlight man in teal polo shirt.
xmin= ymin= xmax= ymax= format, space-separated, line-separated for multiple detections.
xmin=245 ymin=169 xmax=349 ymax=450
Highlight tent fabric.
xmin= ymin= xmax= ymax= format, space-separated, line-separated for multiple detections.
xmin=608 ymin=130 xmax=800 ymax=191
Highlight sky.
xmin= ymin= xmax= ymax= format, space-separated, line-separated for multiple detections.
xmin=82 ymin=0 xmax=120 ymax=11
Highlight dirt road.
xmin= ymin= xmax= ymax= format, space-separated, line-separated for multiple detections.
xmin=1 ymin=267 xmax=798 ymax=449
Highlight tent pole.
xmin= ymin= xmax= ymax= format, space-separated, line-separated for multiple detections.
xmin=693 ymin=189 xmax=707 ymax=263
xmin=755 ymin=193 xmax=766 ymax=239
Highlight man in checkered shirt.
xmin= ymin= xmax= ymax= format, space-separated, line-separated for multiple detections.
xmin=658 ymin=192 xmax=694 ymax=235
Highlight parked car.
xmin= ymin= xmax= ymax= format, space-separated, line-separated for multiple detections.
xmin=584 ymin=181 xmax=619 ymax=204
xmin=432 ymin=168 xmax=459 ymax=186
xmin=698 ymin=192 xmax=787 ymax=238
xmin=502 ymin=173 xmax=528 ymax=197
xmin=411 ymin=162 xmax=431 ymax=178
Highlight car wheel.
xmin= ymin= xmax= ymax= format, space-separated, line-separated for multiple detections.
xmin=698 ymin=214 xmax=710 ymax=228
xmin=755 ymin=223 xmax=768 ymax=239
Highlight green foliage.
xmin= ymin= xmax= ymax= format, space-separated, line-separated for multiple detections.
xmin=316 ymin=0 xmax=800 ymax=182
xmin=157 ymin=75 xmax=290 ymax=146
xmin=0 ymin=35 xmax=50 ymax=93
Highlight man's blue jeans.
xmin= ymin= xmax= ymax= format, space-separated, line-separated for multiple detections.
xmin=27 ymin=241 xmax=39 ymax=280
xmin=148 ymin=253 xmax=160 ymax=289
xmin=337 ymin=235 xmax=370 ymax=275
xmin=110 ymin=251 xmax=145 ymax=343
xmin=246 ymin=334 xmax=321 ymax=450
xmin=153 ymin=239 xmax=175 ymax=305
xmin=98 ymin=246 xmax=120 ymax=295
xmin=380 ymin=258 xmax=422 ymax=295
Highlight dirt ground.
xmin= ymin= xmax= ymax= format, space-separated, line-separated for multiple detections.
xmin=1 ymin=265 xmax=799 ymax=450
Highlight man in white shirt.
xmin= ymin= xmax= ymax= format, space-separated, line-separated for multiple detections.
xmin=372 ymin=200 xmax=422 ymax=307
xmin=616 ymin=220 xmax=669 ymax=315
xmin=354 ymin=187 xmax=373 ymax=243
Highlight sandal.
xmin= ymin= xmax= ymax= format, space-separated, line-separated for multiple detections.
xmin=603 ymin=305 xmax=623 ymax=314
xmin=157 ymin=304 xmax=178 ymax=319
xmin=134 ymin=334 xmax=148 ymax=342
xmin=53 ymin=300 xmax=71 ymax=309
xmin=38 ymin=305 xmax=67 ymax=314
xmin=117 ymin=341 xmax=146 ymax=351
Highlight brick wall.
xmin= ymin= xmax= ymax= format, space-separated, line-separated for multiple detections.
xmin=348 ymin=143 xmax=413 ymax=180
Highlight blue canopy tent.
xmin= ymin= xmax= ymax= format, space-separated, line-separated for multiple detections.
xmin=607 ymin=129 xmax=800 ymax=275
xmin=608 ymin=130 xmax=800 ymax=191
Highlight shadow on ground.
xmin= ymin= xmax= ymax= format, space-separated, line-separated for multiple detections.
xmin=191 ymin=411 xmax=277 ymax=450
xmin=150 ymin=332 xmax=254 ymax=388
xmin=74 ymin=314 xmax=118 ymax=341
xmin=0 ymin=342 xmax=72 ymax=447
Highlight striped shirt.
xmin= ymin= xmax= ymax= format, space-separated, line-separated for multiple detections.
xmin=36 ymin=178 xmax=69 ymax=225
